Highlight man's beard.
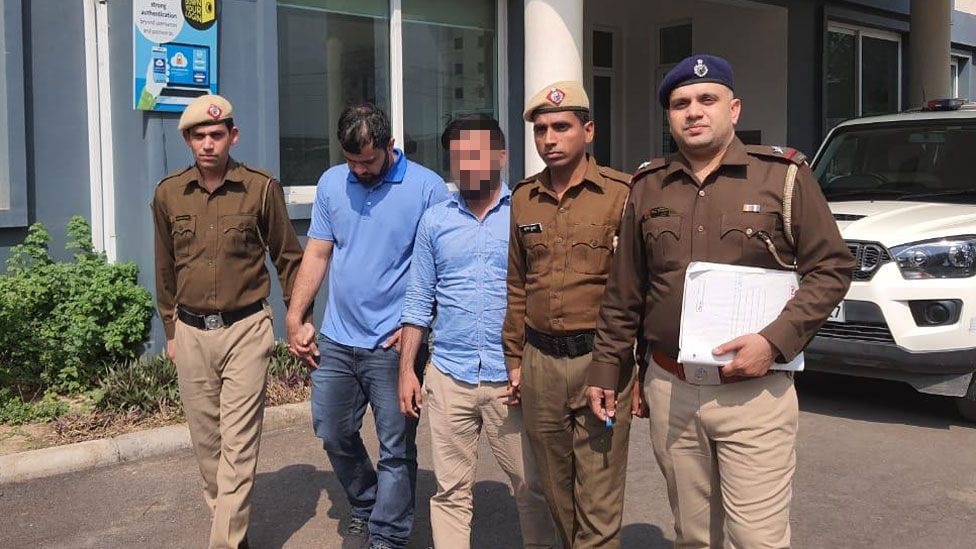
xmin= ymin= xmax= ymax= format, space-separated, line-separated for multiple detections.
xmin=355 ymin=150 xmax=391 ymax=185
xmin=459 ymin=173 xmax=501 ymax=201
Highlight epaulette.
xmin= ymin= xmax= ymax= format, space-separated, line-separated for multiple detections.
xmin=632 ymin=158 xmax=668 ymax=182
xmin=745 ymin=145 xmax=807 ymax=166
xmin=240 ymin=163 xmax=274 ymax=181
xmin=156 ymin=165 xmax=194 ymax=187
xmin=597 ymin=165 xmax=633 ymax=187
xmin=513 ymin=170 xmax=544 ymax=191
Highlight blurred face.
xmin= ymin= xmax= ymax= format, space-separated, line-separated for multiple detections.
xmin=449 ymin=129 xmax=507 ymax=200
xmin=532 ymin=111 xmax=593 ymax=169
xmin=666 ymin=82 xmax=740 ymax=158
xmin=183 ymin=123 xmax=238 ymax=171
xmin=344 ymin=139 xmax=394 ymax=185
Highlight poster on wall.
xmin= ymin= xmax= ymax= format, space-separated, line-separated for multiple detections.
xmin=133 ymin=0 xmax=219 ymax=112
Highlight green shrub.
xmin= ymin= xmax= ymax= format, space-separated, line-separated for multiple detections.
xmin=0 ymin=388 xmax=70 ymax=425
xmin=269 ymin=341 xmax=307 ymax=384
xmin=0 ymin=217 xmax=155 ymax=394
xmin=97 ymin=354 xmax=182 ymax=416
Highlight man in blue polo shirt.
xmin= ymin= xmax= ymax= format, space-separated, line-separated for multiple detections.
xmin=285 ymin=103 xmax=449 ymax=549
xmin=398 ymin=115 xmax=555 ymax=549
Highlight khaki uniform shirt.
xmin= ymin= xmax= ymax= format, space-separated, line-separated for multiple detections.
xmin=502 ymin=155 xmax=632 ymax=371
xmin=588 ymin=138 xmax=854 ymax=389
xmin=152 ymin=158 xmax=306 ymax=339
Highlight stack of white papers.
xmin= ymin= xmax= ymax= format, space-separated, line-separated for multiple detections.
xmin=677 ymin=261 xmax=804 ymax=372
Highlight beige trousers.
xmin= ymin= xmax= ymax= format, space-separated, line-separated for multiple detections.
xmin=173 ymin=308 xmax=273 ymax=549
xmin=423 ymin=364 xmax=556 ymax=549
xmin=520 ymin=342 xmax=634 ymax=549
xmin=645 ymin=360 xmax=798 ymax=549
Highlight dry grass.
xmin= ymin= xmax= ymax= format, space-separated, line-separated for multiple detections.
xmin=0 ymin=378 xmax=311 ymax=451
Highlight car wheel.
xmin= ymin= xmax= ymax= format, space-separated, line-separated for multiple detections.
xmin=958 ymin=397 xmax=976 ymax=422
xmin=958 ymin=376 xmax=976 ymax=423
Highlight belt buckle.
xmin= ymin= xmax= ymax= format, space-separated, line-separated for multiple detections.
xmin=681 ymin=363 xmax=722 ymax=385
xmin=204 ymin=314 xmax=225 ymax=330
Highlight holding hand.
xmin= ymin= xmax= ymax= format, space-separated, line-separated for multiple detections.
xmin=286 ymin=320 xmax=319 ymax=369
xmin=500 ymin=367 xmax=522 ymax=406
xmin=714 ymin=333 xmax=776 ymax=378
xmin=586 ymin=386 xmax=617 ymax=422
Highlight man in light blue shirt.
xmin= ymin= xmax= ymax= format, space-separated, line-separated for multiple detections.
xmin=398 ymin=115 xmax=555 ymax=549
xmin=285 ymin=104 xmax=449 ymax=549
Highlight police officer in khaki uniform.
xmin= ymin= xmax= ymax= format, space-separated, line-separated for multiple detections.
xmin=502 ymin=81 xmax=637 ymax=548
xmin=587 ymin=55 xmax=854 ymax=548
xmin=152 ymin=94 xmax=307 ymax=549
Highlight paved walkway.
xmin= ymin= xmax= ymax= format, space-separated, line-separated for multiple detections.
xmin=2 ymin=372 xmax=975 ymax=548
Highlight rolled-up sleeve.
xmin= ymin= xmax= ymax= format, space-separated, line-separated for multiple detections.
xmin=401 ymin=211 xmax=437 ymax=328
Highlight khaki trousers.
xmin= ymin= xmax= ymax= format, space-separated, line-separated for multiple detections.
xmin=645 ymin=360 xmax=798 ymax=549
xmin=423 ymin=364 xmax=556 ymax=549
xmin=520 ymin=342 xmax=634 ymax=549
xmin=173 ymin=307 xmax=274 ymax=549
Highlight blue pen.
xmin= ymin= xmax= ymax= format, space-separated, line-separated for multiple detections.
xmin=605 ymin=415 xmax=615 ymax=429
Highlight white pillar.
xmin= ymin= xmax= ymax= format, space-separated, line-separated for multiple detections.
xmin=909 ymin=0 xmax=952 ymax=107
xmin=523 ymin=0 xmax=584 ymax=176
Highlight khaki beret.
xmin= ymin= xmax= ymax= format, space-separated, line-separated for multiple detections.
xmin=523 ymin=80 xmax=590 ymax=122
xmin=178 ymin=94 xmax=234 ymax=131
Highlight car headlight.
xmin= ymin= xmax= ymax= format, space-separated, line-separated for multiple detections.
xmin=890 ymin=236 xmax=976 ymax=279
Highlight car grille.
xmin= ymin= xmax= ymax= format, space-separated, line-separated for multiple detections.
xmin=846 ymin=241 xmax=892 ymax=281
xmin=817 ymin=320 xmax=895 ymax=343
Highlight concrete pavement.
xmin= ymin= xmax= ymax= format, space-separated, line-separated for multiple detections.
xmin=2 ymin=372 xmax=974 ymax=548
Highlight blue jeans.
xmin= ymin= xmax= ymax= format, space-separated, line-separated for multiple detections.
xmin=311 ymin=335 xmax=425 ymax=548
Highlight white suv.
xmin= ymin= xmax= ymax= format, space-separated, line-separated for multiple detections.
xmin=806 ymin=100 xmax=976 ymax=422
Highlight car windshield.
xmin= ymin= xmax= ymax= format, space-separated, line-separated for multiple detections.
xmin=813 ymin=120 xmax=976 ymax=202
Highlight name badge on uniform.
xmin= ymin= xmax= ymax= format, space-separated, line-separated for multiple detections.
xmin=642 ymin=207 xmax=670 ymax=221
xmin=519 ymin=223 xmax=543 ymax=234
xmin=175 ymin=214 xmax=191 ymax=221
xmin=742 ymin=204 xmax=761 ymax=213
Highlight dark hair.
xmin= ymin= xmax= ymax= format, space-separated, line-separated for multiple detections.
xmin=337 ymin=103 xmax=392 ymax=154
xmin=573 ymin=110 xmax=591 ymax=125
xmin=440 ymin=113 xmax=506 ymax=150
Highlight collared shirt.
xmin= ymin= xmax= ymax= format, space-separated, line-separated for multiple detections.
xmin=309 ymin=148 xmax=450 ymax=349
xmin=588 ymin=138 xmax=855 ymax=389
xmin=401 ymin=186 xmax=512 ymax=384
xmin=502 ymin=154 xmax=632 ymax=372
xmin=152 ymin=158 xmax=305 ymax=340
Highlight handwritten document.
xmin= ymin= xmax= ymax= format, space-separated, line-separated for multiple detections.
xmin=677 ymin=261 xmax=804 ymax=372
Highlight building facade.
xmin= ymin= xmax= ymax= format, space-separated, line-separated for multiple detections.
xmin=1 ymin=0 xmax=973 ymax=352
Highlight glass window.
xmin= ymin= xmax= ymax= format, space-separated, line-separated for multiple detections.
xmin=814 ymin=122 xmax=976 ymax=201
xmin=593 ymin=30 xmax=613 ymax=69
xmin=277 ymin=0 xmax=390 ymax=186
xmin=826 ymin=30 xmax=856 ymax=130
xmin=660 ymin=24 xmax=692 ymax=65
xmin=861 ymin=36 xmax=899 ymax=116
xmin=951 ymin=60 xmax=960 ymax=98
xmin=593 ymin=75 xmax=612 ymax=164
xmin=402 ymin=0 xmax=497 ymax=178
xmin=0 ymin=3 xmax=9 ymax=211
xmin=824 ymin=25 xmax=901 ymax=132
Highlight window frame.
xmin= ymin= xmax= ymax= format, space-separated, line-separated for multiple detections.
xmin=825 ymin=22 xmax=902 ymax=129
xmin=587 ymin=24 xmax=622 ymax=168
xmin=281 ymin=0 xmax=508 ymax=204
xmin=0 ymin=0 xmax=28 ymax=227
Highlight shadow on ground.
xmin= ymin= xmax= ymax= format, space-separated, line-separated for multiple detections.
xmin=796 ymin=371 xmax=972 ymax=430
xmin=249 ymin=464 xmax=438 ymax=548
xmin=248 ymin=463 xmax=671 ymax=548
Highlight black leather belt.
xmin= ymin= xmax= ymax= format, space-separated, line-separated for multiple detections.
xmin=177 ymin=302 xmax=264 ymax=331
xmin=525 ymin=325 xmax=595 ymax=358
